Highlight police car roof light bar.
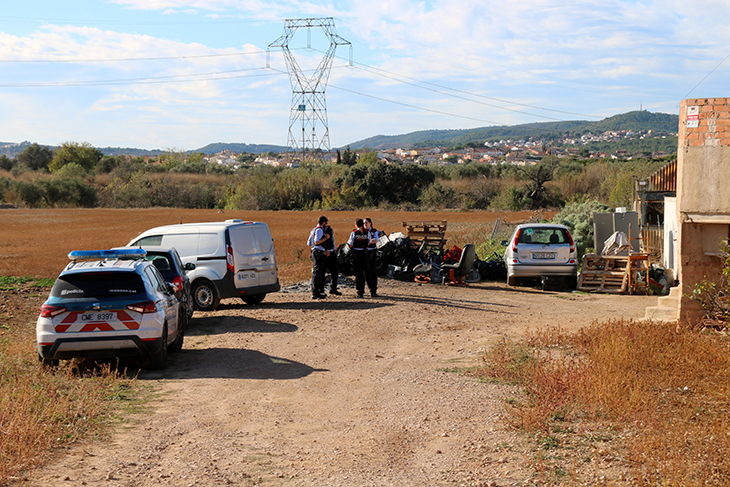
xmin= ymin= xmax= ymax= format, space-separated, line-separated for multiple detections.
xmin=68 ymin=249 xmax=147 ymax=261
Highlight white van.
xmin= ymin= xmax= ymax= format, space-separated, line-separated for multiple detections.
xmin=127 ymin=220 xmax=279 ymax=311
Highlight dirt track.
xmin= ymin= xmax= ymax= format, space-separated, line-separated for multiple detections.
xmin=26 ymin=279 xmax=655 ymax=487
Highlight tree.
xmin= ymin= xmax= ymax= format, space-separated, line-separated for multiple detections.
xmin=17 ymin=143 xmax=54 ymax=171
xmin=48 ymin=142 xmax=102 ymax=173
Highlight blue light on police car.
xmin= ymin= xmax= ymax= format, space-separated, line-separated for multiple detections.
xmin=68 ymin=249 xmax=147 ymax=261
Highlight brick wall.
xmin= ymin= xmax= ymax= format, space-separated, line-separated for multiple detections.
xmin=679 ymin=98 xmax=730 ymax=148
xmin=677 ymin=97 xmax=730 ymax=323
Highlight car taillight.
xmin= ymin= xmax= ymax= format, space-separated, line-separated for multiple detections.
xmin=127 ymin=301 xmax=157 ymax=314
xmin=512 ymin=229 xmax=521 ymax=252
xmin=171 ymin=275 xmax=184 ymax=293
xmin=226 ymin=244 xmax=234 ymax=273
xmin=40 ymin=304 xmax=66 ymax=318
xmin=567 ymin=233 xmax=576 ymax=253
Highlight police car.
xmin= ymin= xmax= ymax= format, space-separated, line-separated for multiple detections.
xmin=36 ymin=249 xmax=182 ymax=369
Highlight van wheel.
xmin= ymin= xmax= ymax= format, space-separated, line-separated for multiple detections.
xmin=507 ymin=275 xmax=519 ymax=286
xmin=149 ymin=324 xmax=168 ymax=370
xmin=193 ymin=280 xmax=218 ymax=311
xmin=242 ymin=294 xmax=265 ymax=305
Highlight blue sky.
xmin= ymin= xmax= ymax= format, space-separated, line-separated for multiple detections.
xmin=0 ymin=0 xmax=728 ymax=151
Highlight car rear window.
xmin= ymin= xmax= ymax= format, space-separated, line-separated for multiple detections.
xmin=518 ymin=227 xmax=571 ymax=245
xmin=51 ymin=272 xmax=146 ymax=299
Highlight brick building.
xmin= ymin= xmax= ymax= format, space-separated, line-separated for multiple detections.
xmin=676 ymin=97 xmax=730 ymax=323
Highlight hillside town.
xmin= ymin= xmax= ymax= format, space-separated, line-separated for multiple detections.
xmin=204 ymin=128 xmax=676 ymax=169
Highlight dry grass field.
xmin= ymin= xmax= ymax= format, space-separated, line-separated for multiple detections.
xmin=0 ymin=208 xmax=550 ymax=283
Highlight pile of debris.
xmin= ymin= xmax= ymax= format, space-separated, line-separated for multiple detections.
xmin=335 ymin=228 xmax=506 ymax=285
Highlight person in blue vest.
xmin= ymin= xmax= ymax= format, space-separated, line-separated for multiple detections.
xmin=308 ymin=215 xmax=330 ymax=299
xmin=347 ymin=218 xmax=377 ymax=298
xmin=364 ymin=217 xmax=381 ymax=297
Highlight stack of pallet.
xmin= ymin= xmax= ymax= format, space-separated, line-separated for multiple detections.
xmin=577 ymin=254 xmax=630 ymax=293
xmin=402 ymin=221 xmax=448 ymax=251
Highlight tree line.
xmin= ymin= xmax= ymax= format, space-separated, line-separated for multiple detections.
xmin=0 ymin=142 xmax=671 ymax=212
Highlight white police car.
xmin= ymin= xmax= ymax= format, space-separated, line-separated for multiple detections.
xmin=36 ymin=249 xmax=182 ymax=369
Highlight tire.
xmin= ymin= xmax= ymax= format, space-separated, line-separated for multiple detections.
xmin=465 ymin=267 xmax=481 ymax=283
xmin=507 ymin=275 xmax=519 ymax=286
xmin=242 ymin=294 xmax=265 ymax=305
xmin=149 ymin=324 xmax=168 ymax=370
xmin=565 ymin=275 xmax=578 ymax=290
xmin=38 ymin=353 xmax=59 ymax=369
xmin=169 ymin=311 xmax=185 ymax=353
xmin=192 ymin=280 xmax=218 ymax=311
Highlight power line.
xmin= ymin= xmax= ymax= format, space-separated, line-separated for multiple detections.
xmin=683 ymin=51 xmax=730 ymax=99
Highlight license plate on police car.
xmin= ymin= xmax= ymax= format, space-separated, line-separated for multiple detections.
xmin=80 ymin=312 xmax=115 ymax=322
xmin=532 ymin=252 xmax=555 ymax=260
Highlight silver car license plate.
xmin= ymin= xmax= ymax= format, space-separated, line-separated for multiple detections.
xmin=532 ymin=252 xmax=555 ymax=260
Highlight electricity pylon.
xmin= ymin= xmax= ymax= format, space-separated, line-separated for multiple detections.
xmin=268 ymin=18 xmax=351 ymax=158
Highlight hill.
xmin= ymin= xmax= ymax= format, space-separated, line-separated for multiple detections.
xmin=347 ymin=111 xmax=679 ymax=150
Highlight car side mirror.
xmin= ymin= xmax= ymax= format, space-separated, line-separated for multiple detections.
xmin=184 ymin=263 xmax=196 ymax=270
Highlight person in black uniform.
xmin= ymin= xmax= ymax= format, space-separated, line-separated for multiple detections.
xmin=322 ymin=220 xmax=341 ymax=295
xmin=347 ymin=218 xmax=376 ymax=298
xmin=308 ymin=215 xmax=330 ymax=299
xmin=363 ymin=217 xmax=380 ymax=297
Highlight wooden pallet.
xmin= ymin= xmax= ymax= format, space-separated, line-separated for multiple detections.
xmin=403 ymin=221 xmax=448 ymax=251
xmin=577 ymin=254 xmax=630 ymax=293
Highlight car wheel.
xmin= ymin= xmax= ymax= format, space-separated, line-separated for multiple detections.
xmin=149 ymin=324 xmax=168 ymax=370
xmin=169 ymin=311 xmax=185 ymax=353
xmin=38 ymin=353 xmax=59 ymax=368
xmin=242 ymin=294 xmax=265 ymax=305
xmin=193 ymin=280 xmax=218 ymax=311
xmin=186 ymin=299 xmax=194 ymax=320
xmin=507 ymin=275 xmax=519 ymax=286
xmin=565 ymin=275 xmax=578 ymax=290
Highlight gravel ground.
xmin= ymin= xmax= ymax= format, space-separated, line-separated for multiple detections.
xmin=25 ymin=278 xmax=656 ymax=487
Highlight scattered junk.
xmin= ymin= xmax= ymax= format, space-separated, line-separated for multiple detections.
xmin=577 ymin=230 xmax=657 ymax=295
xmin=336 ymin=220 xmax=506 ymax=286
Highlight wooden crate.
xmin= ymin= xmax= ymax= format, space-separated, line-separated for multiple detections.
xmin=402 ymin=221 xmax=448 ymax=251
xmin=577 ymin=254 xmax=630 ymax=294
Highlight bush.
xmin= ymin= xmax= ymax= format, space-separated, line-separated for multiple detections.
xmin=552 ymin=198 xmax=610 ymax=257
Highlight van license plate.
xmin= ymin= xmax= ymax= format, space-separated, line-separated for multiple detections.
xmin=238 ymin=272 xmax=256 ymax=281
xmin=532 ymin=252 xmax=555 ymax=260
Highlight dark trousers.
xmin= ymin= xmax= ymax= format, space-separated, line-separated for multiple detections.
xmin=367 ymin=250 xmax=378 ymax=293
xmin=311 ymin=249 xmax=327 ymax=296
xmin=325 ymin=251 xmax=339 ymax=291
xmin=353 ymin=250 xmax=375 ymax=295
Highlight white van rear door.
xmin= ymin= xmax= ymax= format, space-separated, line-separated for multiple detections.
xmin=229 ymin=224 xmax=278 ymax=289
xmin=252 ymin=226 xmax=277 ymax=287
xmin=229 ymin=226 xmax=260 ymax=289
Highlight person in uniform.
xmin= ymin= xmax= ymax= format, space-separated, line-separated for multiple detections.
xmin=308 ymin=215 xmax=330 ymax=299
xmin=322 ymin=220 xmax=341 ymax=295
xmin=347 ymin=218 xmax=377 ymax=298
xmin=363 ymin=217 xmax=381 ymax=297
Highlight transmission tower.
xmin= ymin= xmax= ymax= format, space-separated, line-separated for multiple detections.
xmin=268 ymin=18 xmax=351 ymax=159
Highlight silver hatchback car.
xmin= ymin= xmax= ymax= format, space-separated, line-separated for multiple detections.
xmin=504 ymin=223 xmax=578 ymax=288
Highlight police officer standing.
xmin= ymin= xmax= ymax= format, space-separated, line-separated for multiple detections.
xmin=348 ymin=218 xmax=377 ymax=298
xmin=363 ymin=217 xmax=380 ymax=297
xmin=322 ymin=220 xmax=341 ymax=295
xmin=309 ymin=215 xmax=329 ymax=299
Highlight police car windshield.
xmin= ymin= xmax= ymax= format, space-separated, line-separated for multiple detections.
xmin=51 ymin=272 xmax=146 ymax=299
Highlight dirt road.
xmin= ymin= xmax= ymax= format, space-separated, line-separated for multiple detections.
xmin=27 ymin=279 xmax=655 ymax=487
